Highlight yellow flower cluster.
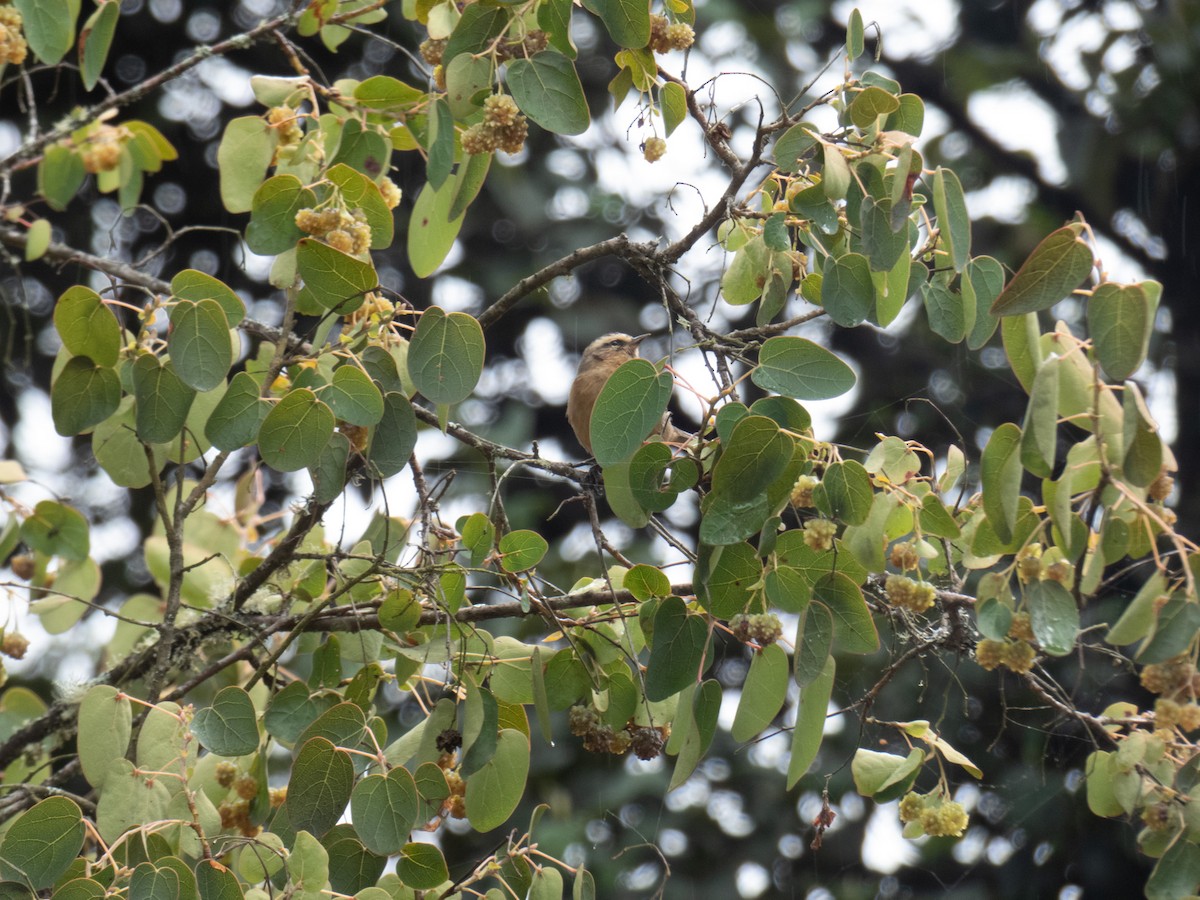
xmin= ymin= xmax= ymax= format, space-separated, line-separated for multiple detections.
xmin=462 ymin=94 xmax=529 ymax=155
xmin=0 ymin=6 xmax=27 ymax=67
xmin=295 ymin=206 xmax=372 ymax=256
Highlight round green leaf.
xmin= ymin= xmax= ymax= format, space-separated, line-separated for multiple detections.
xmin=625 ymin=564 xmax=671 ymax=601
xmin=990 ymin=224 xmax=1093 ymax=317
xmin=813 ymin=571 xmax=878 ymax=654
xmin=217 ymin=116 xmax=276 ymax=213
xmin=711 ymin=416 xmax=792 ymax=500
xmin=38 ymin=144 xmax=85 ymax=212
xmin=326 ymin=163 xmax=394 ymax=250
xmin=195 ymin=859 xmax=245 ymax=900
xmin=12 ymin=0 xmax=76 ymax=65
xmin=168 ymin=298 xmax=232 ymax=391
xmin=171 ymin=269 xmax=245 ymax=327
xmin=296 ymin=237 xmax=378 ymax=314
xmin=51 ymin=356 xmax=121 ymax=436
xmin=191 ymin=686 xmax=260 ymax=757
xmin=506 ymin=51 xmax=591 ymax=135
xmin=822 ymin=252 xmax=875 ymax=326
xmin=589 ymin=358 xmax=673 ymax=466
xmin=751 ymin=336 xmax=855 ymax=400
xmin=932 ymin=167 xmax=971 ymax=273
xmin=812 ymin=459 xmax=873 ymax=525
xmin=289 ymin=738 xmax=355 ymax=838
xmin=407 ymin=175 xmax=466 ymax=278
xmin=54 ymin=286 xmax=121 ymax=367
xmin=20 ymin=500 xmax=89 ymax=562
xmin=699 ymin=541 xmax=760 ymax=617
xmin=407 ymin=306 xmax=485 ymax=406
xmin=980 ymin=422 xmax=1022 ymax=544
xmin=351 ymin=769 xmax=419 ymax=856
xmin=367 ymin=391 xmax=418 ymax=478
xmin=79 ymin=0 xmax=120 ymax=90
xmin=132 ymin=355 xmax=195 ymax=444
xmin=0 ymin=797 xmax=85 ymax=890
xmin=205 ymin=371 xmax=269 ymax=451
xmin=246 ymin=174 xmax=315 ymax=255
xmin=1028 ymin=581 xmax=1079 ymax=657
xmin=645 ymin=596 xmax=709 ymax=701
xmin=464 ymin=729 xmax=530 ymax=832
xmin=397 ymin=842 xmax=449 ymax=890
xmin=1089 ymin=282 xmax=1150 ymax=381
xmin=77 ymin=685 xmax=132 ymax=790
xmin=326 ymin=365 xmax=385 ymax=426
xmin=258 ymin=388 xmax=335 ymax=472
xmin=498 ymin=530 xmax=548 ymax=572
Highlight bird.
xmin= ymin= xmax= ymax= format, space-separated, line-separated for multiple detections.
xmin=566 ymin=332 xmax=689 ymax=455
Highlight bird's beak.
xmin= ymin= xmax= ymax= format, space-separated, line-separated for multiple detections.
xmin=630 ymin=333 xmax=651 ymax=347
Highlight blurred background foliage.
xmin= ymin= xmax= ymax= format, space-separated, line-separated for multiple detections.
xmin=2 ymin=0 xmax=1196 ymax=895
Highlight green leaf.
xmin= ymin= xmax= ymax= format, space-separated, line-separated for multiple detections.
xmin=367 ymin=391 xmax=418 ymax=478
xmin=397 ymin=842 xmax=449 ymax=890
xmin=353 ymin=74 xmax=425 ymax=109
xmin=498 ymin=530 xmax=549 ymax=572
xmin=1020 ymin=359 xmax=1059 ymax=478
xmin=661 ymin=81 xmax=687 ymax=136
xmin=848 ymin=85 xmax=900 ymax=128
xmin=246 ymin=174 xmax=314 ymax=255
xmin=813 ymin=460 xmax=873 ymax=525
xmin=795 ymin=603 xmax=834 ymax=687
xmin=846 ymin=7 xmax=864 ymax=58
xmin=77 ymin=685 xmax=131 ymax=789
xmin=425 ymin=97 xmax=455 ymax=191
xmin=1146 ymin=839 xmax=1200 ymax=900
xmin=980 ymin=423 xmax=1022 ymax=544
xmin=38 ymin=144 xmax=86 ymax=211
xmin=464 ymin=729 xmax=530 ymax=831
xmin=289 ymin=737 xmax=355 ymax=838
xmin=668 ymin=680 xmax=722 ymax=791
xmin=852 ymin=748 xmax=923 ymax=801
xmin=407 ymin=306 xmax=486 ymax=405
xmin=822 ymin=252 xmax=875 ymax=326
xmin=329 ymin=118 xmax=390 ymax=177
xmin=1089 ymin=282 xmax=1150 ymax=381
xmin=171 ymin=269 xmax=245 ymax=327
xmin=79 ymin=0 xmax=120 ymax=90
xmin=195 ymin=860 xmax=244 ymax=900
xmin=132 ymin=355 xmax=195 ymax=444
xmin=752 ymin=336 xmax=855 ymax=401
xmin=589 ymin=358 xmax=673 ymax=466
xmin=932 ymin=167 xmax=970 ymax=273
xmin=0 ymin=797 xmax=85 ymax=891
xmin=506 ymin=51 xmax=590 ymax=136
xmin=813 ymin=572 xmax=878 ymax=654
xmin=321 ymin=824 xmax=385 ymax=893
xmin=408 ymin=175 xmax=466 ymax=278
xmin=629 ymin=442 xmax=697 ymax=513
xmin=645 ymin=596 xmax=709 ymax=701
xmin=860 ymin=199 xmax=908 ymax=272
xmin=205 ymin=372 xmax=268 ymax=451
xmin=191 ymin=687 xmax=260 ymax=757
xmin=311 ymin=432 xmax=350 ymax=503
xmin=1028 ymin=580 xmax=1078 ymax=657
xmin=54 ymin=286 xmax=121 ymax=367
xmin=325 ymin=365 xmax=384 ymax=426
xmin=217 ymin=117 xmax=276 ymax=213
xmin=1138 ymin=595 xmax=1200 ymax=665
xmin=885 ymin=93 xmax=925 ymax=136
xmin=699 ymin=492 xmax=772 ymax=546
xmin=711 ymin=416 xmax=792 ymax=499
xmin=296 ymin=238 xmax=378 ymax=314
xmin=168 ymin=298 xmax=232 ymax=391
xmin=443 ymin=4 xmax=506 ymax=62
xmin=787 ymin=654 xmax=835 ymax=789
xmin=20 ymin=499 xmax=89 ymax=563
xmin=822 ymin=143 xmax=851 ymax=200
xmin=921 ymin=279 xmax=966 ymax=343
xmin=698 ymin=542 xmax=760 ymax=618
xmin=51 ymin=357 xmax=121 ymax=436
xmin=965 ymin=256 xmax=1005 ymax=349
xmin=1001 ymin=312 xmax=1043 ymax=392
xmin=539 ymin=0 xmax=576 ymax=58
xmin=731 ymin=644 xmax=789 ymax=742
xmin=350 ymin=769 xmax=418 ymax=856
xmin=23 ymin=218 xmax=50 ymax=262
xmin=588 ymin=0 xmax=650 ymax=47
xmin=326 ymin=163 xmax=395 ymax=251
xmin=13 ymin=0 xmax=76 ymax=65
xmin=258 ymin=388 xmax=336 ymax=472
xmin=990 ymin=224 xmax=1093 ymax=316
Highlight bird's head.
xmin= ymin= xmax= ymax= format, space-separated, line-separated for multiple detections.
xmin=577 ymin=332 xmax=649 ymax=373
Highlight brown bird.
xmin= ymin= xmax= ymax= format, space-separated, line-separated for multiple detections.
xmin=566 ymin=332 xmax=689 ymax=455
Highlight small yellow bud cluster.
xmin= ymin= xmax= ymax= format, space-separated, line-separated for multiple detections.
xmin=568 ymin=704 xmax=667 ymax=758
xmin=1007 ymin=611 xmax=1034 ymax=642
xmin=729 ymin=612 xmax=783 ymax=646
xmin=495 ymin=30 xmax=550 ymax=61
xmin=790 ymin=474 xmax=818 ymax=508
xmin=0 ymin=631 xmax=28 ymax=660
xmin=898 ymin=791 xmax=969 ymax=837
xmin=884 ymin=574 xmax=937 ymax=613
xmin=1042 ymin=559 xmax=1074 ymax=584
xmin=1149 ymin=469 xmax=1175 ymax=502
xmin=1141 ymin=802 xmax=1175 ymax=832
xmin=1155 ymin=698 xmax=1200 ymax=733
xmin=267 ymin=106 xmax=303 ymax=164
xmin=889 ymin=540 xmax=920 ymax=571
xmin=0 ymin=6 xmax=27 ymax=67
xmin=215 ymin=761 xmax=238 ymax=789
xmin=419 ymin=38 xmax=446 ymax=65
xmin=1015 ymin=543 xmax=1042 ymax=584
xmin=1140 ymin=655 xmax=1199 ymax=698
xmin=642 ymin=136 xmax=667 ymax=162
xmin=295 ymin=206 xmax=372 ymax=256
xmin=217 ymin=798 xmax=259 ymax=836
xmin=80 ymin=125 xmax=127 ymax=174
xmin=378 ymin=175 xmax=402 ymax=210
xmin=803 ymin=517 xmax=837 ymax=551
xmin=235 ymin=774 xmax=258 ymax=800
xmin=443 ymin=769 xmax=467 ymax=819
xmin=268 ymin=786 xmax=286 ymax=808
xmin=648 ymin=15 xmax=695 ymax=53
xmin=462 ymin=94 xmax=529 ymax=155
xmin=974 ymin=638 xmax=1036 ymax=674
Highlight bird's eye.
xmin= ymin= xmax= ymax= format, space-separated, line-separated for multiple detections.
xmin=609 ymin=340 xmax=624 ymax=348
